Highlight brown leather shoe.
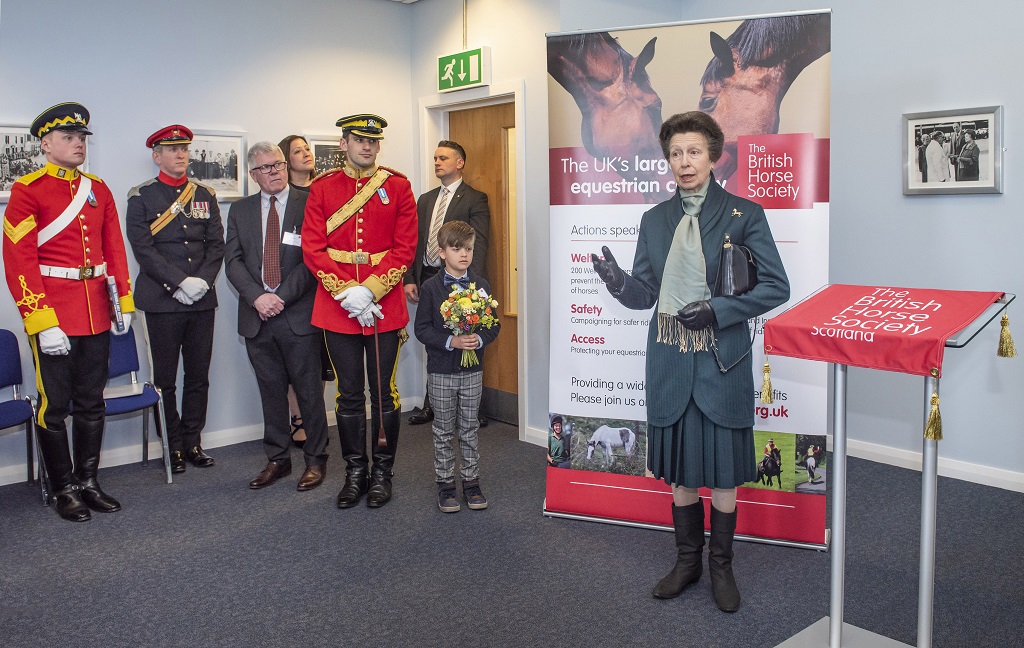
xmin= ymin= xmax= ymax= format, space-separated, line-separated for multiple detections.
xmin=248 ymin=461 xmax=292 ymax=489
xmin=297 ymin=464 xmax=326 ymax=491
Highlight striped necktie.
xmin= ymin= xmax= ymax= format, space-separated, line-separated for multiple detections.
xmin=424 ymin=187 xmax=450 ymax=266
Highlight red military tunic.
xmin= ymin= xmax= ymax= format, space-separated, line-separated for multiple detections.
xmin=302 ymin=163 xmax=417 ymax=335
xmin=3 ymin=163 xmax=134 ymax=336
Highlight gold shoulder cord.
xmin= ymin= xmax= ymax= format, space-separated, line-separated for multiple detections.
xmin=325 ymin=168 xmax=392 ymax=235
xmin=150 ymin=182 xmax=197 ymax=235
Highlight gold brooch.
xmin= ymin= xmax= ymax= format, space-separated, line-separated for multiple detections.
xmin=732 ymin=209 xmax=743 ymax=217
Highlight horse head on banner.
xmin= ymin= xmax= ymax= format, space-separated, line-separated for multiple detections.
xmin=548 ymin=32 xmax=665 ymax=201
xmin=699 ymin=14 xmax=832 ymax=184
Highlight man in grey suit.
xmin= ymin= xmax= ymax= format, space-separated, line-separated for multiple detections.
xmin=225 ymin=141 xmax=329 ymax=491
xmin=404 ymin=140 xmax=490 ymax=425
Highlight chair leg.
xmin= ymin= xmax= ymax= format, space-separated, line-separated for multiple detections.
xmin=25 ymin=415 xmax=35 ymax=485
xmin=33 ymin=431 xmax=50 ymax=505
xmin=142 ymin=407 xmax=149 ymax=466
xmin=154 ymin=391 xmax=172 ymax=484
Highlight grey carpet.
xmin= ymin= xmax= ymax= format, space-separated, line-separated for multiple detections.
xmin=0 ymin=420 xmax=1019 ymax=647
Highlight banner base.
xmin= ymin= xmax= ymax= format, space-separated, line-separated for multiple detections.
xmin=775 ymin=617 xmax=911 ymax=647
xmin=543 ymin=503 xmax=829 ymax=551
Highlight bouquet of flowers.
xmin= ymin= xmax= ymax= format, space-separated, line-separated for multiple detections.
xmin=440 ymin=283 xmax=500 ymax=367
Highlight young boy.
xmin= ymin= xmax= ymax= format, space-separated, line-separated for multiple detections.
xmin=414 ymin=221 xmax=500 ymax=513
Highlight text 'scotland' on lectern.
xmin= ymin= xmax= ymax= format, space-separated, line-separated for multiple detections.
xmin=763 ymin=284 xmax=1014 ymax=648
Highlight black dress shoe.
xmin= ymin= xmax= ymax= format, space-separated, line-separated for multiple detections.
xmin=478 ymin=415 xmax=489 ymax=428
xmin=52 ymin=485 xmax=91 ymax=522
xmin=249 ymin=461 xmax=291 ymax=489
xmin=186 ymin=446 xmax=215 ymax=468
xmin=78 ymin=478 xmax=122 ymax=513
xmin=297 ymin=464 xmax=326 ymax=491
xmin=366 ymin=474 xmax=393 ymax=508
xmin=408 ymin=404 xmax=434 ymax=425
xmin=170 ymin=451 xmax=187 ymax=474
xmin=337 ymin=471 xmax=368 ymax=508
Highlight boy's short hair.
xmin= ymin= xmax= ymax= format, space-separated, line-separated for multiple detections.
xmin=437 ymin=220 xmax=476 ymax=250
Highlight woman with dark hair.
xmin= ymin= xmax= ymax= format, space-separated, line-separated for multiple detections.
xmin=278 ymin=134 xmax=316 ymax=190
xmin=593 ymin=111 xmax=789 ymax=612
xmin=277 ymin=134 xmax=333 ymax=446
xmin=957 ymin=130 xmax=980 ymax=181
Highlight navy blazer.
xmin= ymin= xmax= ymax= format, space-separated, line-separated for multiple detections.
xmin=405 ymin=180 xmax=490 ymax=286
xmin=414 ymin=269 xmax=500 ymax=375
xmin=224 ymin=189 xmax=317 ymax=339
xmin=612 ymin=175 xmax=790 ymax=429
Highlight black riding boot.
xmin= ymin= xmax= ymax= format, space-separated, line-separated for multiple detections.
xmin=709 ymin=506 xmax=741 ymax=612
xmin=73 ymin=418 xmax=121 ymax=513
xmin=36 ymin=425 xmax=90 ymax=522
xmin=367 ymin=409 xmax=401 ymax=508
xmin=336 ymin=414 xmax=369 ymax=508
xmin=652 ymin=502 xmax=705 ymax=599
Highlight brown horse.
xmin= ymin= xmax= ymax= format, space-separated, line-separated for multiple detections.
xmin=548 ymin=32 xmax=665 ymax=200
xmin=699 ymin=14 xmax=832 ymax=186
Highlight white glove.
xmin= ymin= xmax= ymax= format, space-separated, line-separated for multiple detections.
xmin=179 ymin=277 xmax=209 ymax=302
xmin=172 ymin=288 xmax=195 ymax=305
xmin=112 ymin=312 xmax=133 ymax=335
xmin=351 ymin=302 xmax=384 ymax=327
xmin=335 ymin=285 xmax=374 ymax=315
xmin=38 ymin=326 xmax=71 ymax=355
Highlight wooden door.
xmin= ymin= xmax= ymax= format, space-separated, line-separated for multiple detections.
xmin=448 ymin=103 xmax=518 ymax=423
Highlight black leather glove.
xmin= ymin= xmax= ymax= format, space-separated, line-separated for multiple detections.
xmin=675 ymin=300 xmax=716 ymax=330
xmin=592 ymin=246 xmax=624 ymax=292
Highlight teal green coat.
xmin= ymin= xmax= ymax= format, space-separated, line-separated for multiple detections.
xmin=611 ymin=175 xmax=790 ymax=429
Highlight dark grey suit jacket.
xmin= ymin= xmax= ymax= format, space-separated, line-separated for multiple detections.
xmin=224 ymin=189 xmax=316 ymax=339
xmin=404 ymin=179 xmax=490 ymax=286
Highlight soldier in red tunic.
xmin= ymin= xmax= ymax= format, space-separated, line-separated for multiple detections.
xmin=302 ymin=114 xmax=417 ymax=509
xmin=2 ymin=102 xmax=135 ymax=522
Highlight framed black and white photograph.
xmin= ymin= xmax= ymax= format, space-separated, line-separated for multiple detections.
xmin=1 ymin=126 xmax=46 ymax=202
xmin=305 ymin=134 xmax=346 ymax=176
xmin=188 ymin=130 xmax=246 ymax=201
xmin=903 ymin=106 xmax=1003 ymax=195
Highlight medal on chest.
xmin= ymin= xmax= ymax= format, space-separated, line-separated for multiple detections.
xmin=377 ymin=187 xmax=389 ymax=204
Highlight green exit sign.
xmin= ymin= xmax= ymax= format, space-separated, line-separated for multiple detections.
xmin=437 ymin=46 xmax=491 ymax=93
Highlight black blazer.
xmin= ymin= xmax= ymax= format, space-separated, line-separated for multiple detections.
xmin=404 ymin=179 xmax=490 ymax=286
xmin=224 ymin=189 xmax=316 ymax=339
xmin=414 ymin=269 xmax=500 ymax=375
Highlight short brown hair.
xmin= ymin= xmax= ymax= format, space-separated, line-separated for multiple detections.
xmin=659 ymin=111 xmax=724 ymax=163
xmin=437 ymin=220 xmax=475 ymax=250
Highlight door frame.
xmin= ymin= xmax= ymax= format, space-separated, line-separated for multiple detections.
xmin=418 ymin=80 xmax=529 ymax=440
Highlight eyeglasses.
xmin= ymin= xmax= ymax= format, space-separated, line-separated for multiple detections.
xmin=251 ymin=161 xmax=287 ymax=175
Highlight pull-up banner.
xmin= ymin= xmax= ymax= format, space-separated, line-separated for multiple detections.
xmin=545 ymin=11 xmax=832 ymax=547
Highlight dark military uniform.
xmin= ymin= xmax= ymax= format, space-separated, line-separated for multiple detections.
xmin=126 ymin=165 xmax=224 ymax=463
xmin=2 ymin=102 xmax=134 ymax=521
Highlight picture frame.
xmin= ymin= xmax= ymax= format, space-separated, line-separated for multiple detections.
xmin=304 ymin=133 xmax=346 ymax=176
xmin=188 ymin=130 xmax=247 ymax=201
xmin=903 ymin=106 xmax=1003 ymax=195
xmin=1 ymin=125 xmax=90 ymax=202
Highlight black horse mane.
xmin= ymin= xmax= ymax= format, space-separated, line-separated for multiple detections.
xmin=700 ymin=14 xmax=830 ymax=85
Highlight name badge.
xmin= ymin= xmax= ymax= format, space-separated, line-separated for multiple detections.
xmin=282 ymin=231 xmax=302 ymax=246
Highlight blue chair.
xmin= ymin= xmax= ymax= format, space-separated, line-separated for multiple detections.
xmin=0 ymin=328 xmax=36 ymax=485
xmin=105 ymin=325 xmax=173 ymax=484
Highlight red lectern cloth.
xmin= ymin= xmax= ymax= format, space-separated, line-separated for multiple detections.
xmin=764 ymin=285 xmax=1003 ymax=377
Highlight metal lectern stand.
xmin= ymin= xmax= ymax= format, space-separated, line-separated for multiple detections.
xmin=776 ymin=294 xmax=1015 ymax=648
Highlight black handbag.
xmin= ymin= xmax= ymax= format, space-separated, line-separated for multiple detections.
xmin=713 ymin=234 xmax=757 ymax=297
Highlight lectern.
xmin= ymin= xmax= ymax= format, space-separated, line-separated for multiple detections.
xmin=764 ymin=285 xmax=1015 ymax=648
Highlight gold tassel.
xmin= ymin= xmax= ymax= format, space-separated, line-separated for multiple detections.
xmin=997 ymin=313 xmax=1017 ymax=358
xmin=760 ymin=362 xmax=773 ymax=404
xmin=924 ymin=393 xmax=942 ymax=441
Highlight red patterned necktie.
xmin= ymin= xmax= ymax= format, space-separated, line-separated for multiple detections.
xmin=263 ymin=196 xmax=281 ymax=289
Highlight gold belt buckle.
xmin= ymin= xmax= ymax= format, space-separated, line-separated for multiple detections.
xmin=80 ymin=265 xmax=95 ymax=280
xmin=352 ymin=252 xmax=369 ymax=264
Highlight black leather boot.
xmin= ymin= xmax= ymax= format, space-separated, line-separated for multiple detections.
xmin=709 ymin=506 xmax=741 ymax=612
xmin=336 ymin=414 xmax=369 ymax=509
xmin=653 ymin=502 xmax=705 ymax=599
xmin=73 ymin=418 xmax=121 ymax=513
xmin=36 ymin=425 xmax=90 ymax=522
xmin=367 ymin=409 xmax=401 ymax=508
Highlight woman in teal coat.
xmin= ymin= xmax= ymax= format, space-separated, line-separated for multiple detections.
xmin=593 ymin=112 xmax=789 ymax=612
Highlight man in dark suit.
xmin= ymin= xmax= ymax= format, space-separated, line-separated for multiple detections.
xmin=225 ymin=141 xmax=329 ymax=491
xmin=404 ymin=140 xmax=490 ymax=425
xmin=126 ymin=124 xmax=223 ymax=474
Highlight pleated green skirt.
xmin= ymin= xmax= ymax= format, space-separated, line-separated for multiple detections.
xmin=648 ymin=397 xmax=757 ymax=489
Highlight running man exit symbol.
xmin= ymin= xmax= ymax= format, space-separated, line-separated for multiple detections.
xmin=437 ymin=46 xmax=491 ymax=93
